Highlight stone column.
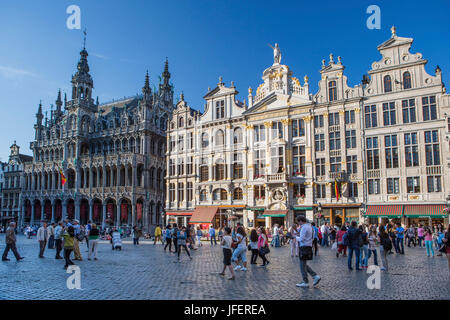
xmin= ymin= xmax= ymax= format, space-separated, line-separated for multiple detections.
xmin=41 ymin=204 xmax=45 ymax=222
xmin=51 ymin=201 xmax=55 ymax=223
xmin=62 ymin=201 xmax=67 ymax=220
xmin=31 ymin=203 xmax=35 ymax=226
xmin=89 ymin=167 xmax=93 ymax=189
xmin=89 ymin=201 xmax=93 ymax=222
xmin=131 ymin=202 xmax=136 ymax=227
xmin=102 ymin=203 xmax=107 ymax=230
xmin=116 ymin=203 xmax=121 ymax=227
xmin=75 ymin=199 xmax=80 ymax=221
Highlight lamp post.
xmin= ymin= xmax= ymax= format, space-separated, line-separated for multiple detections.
xmin=317 ymin=202 xmax=322 ymax=225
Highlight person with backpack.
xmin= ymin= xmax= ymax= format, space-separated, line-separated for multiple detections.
xmin=378 ymin=225 xmax=391 ymax=271
xmin=176 ymin=226 xmax=192 ymax=261
xmin=295 ymin=216 xmax=321 ymax=288
xmin=172 ymin=223 xmax=179 ymax=253
xmin=359 ymin=225 xmax=369 ymax=269
xmin=345 ymin=221 xmax=362 ymax=270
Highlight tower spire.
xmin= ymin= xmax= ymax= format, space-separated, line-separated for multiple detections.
xmin=83 ymin=28 xmax=87 ymax=49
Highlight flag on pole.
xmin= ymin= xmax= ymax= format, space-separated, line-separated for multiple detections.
xmin=59 ymin=167 xmax=67 ymax=186
xmin=335 ymin=179 xmax=340 ymax=201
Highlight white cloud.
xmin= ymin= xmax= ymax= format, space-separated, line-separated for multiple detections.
xmin=91 ymin=53 xmax=108 ymax=59
xmin=0 ymin=65 xmax=38 ymax=78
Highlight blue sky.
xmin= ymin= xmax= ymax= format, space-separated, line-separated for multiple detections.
xmin=0 ymin=0 xmax=449 ymax=161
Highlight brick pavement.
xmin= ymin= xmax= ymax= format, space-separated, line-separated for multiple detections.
xmin=0 ymin=235 xmax=449 ymax=300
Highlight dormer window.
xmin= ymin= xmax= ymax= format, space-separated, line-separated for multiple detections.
xmin=403 ymin=71 xmax=411 ymax=89
xmin=384 ymin=75 xmax=392 ymax=93
xmin=215 ymin=100 xmax=225 ymax=119
xmin=328 ymin=81 xmax=337 ymax=101
xmin=178 ymin=117 xmax=184 ymax=128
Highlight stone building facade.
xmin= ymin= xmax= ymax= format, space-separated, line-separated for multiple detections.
xmin=165 ymin=28 xmax=450 ymax=229
xmin=1 ymin=142 xmax=32 ymax=228
xmin=20 ymin=45 xmax=173 ymax=232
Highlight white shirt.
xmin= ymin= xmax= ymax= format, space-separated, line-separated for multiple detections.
xmin=221 ymin=235 xmax=232 ymax=249
xmin=296 ymin=223 xmax=313 ymax=247
xmin=273 ymin=226 xmax=279 ymax=236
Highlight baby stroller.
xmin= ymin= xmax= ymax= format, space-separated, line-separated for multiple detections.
xmin=112 ymin=231 xmax=122 ymax=250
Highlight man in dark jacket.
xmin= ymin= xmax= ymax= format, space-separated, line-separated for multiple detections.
xmin=347 ymin=221 xmax=362 ymax=270
xmin=2 ymin=222 xmax=24 ymax=261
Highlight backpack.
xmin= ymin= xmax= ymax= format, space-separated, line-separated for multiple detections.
xmin=343 ymin=232 xmax=350 ymax=247
xmin=382 ymin=237 xmax=392 ymax=251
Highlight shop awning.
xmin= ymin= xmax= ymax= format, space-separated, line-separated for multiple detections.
xmin=247 ymin=207 xmax=265 ymax=211
xmin=364 ymin=205 xmax=403 ymax=218
xmin=189 ymin=206 xmax=218 ymax=224
xmin=404 ymin=204 xmax=446 ymax=218
xmin=262 ymin=210 xmax=288 ymax=218
xmin=293 ymin=207 xmax=313 ymax=210
xmin=165 ymin=211 xmax=193 ymax=216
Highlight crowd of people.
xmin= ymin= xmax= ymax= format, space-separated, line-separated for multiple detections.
xmin=2 ymin=217 xmax=450 ymax=287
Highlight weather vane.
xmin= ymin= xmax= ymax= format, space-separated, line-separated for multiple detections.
xmin=83 ymin=28 xmax=87 ymax=49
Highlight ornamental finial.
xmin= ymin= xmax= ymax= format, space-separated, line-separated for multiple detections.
xmin=391 ymin=25 xmax=396 ymax=37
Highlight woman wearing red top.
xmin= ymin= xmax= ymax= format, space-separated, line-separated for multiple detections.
xmin=336 ymin=226 xmax=347 ymax=258
xmin=257 ymin=228 xmax=270 ymax=267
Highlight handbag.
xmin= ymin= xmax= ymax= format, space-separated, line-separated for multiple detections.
xmin=259 ymin=246 xmax=270 ymax=255
xmin=299 ymin=246 xmax=313 ymax=260
xmin=248 ymin=244 xmax=252 ymax=251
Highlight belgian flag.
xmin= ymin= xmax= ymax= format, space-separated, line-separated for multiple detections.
xmin=335 ymin=179 xmax=340 ymax=201
xmin=59 ymin=167 xmax=67 ymax=186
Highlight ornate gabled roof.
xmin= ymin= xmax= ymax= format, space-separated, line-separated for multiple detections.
xmin=377 ymin=26 xmax=413 ymax=50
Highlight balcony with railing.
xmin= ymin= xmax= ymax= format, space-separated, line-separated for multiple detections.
xmin=267 ymin=173 xmax=287 ymax=183
xmin=328 ymin=171 xmax=346 ymax=181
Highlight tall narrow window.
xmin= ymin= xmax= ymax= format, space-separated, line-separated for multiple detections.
xmin=422 ymin=96 xmax=437 ymax=121
xmin=382 ymin=102 xmax=396 ymax=126
xmin=272 ymin=122 xmax=283 ymax=139
xmin=403 ymin=71 xmax=411 ymax=89
xmin=328 ymin=112 xmax=340 ymax=126
xmin=177 ymin=183 xmax=184 ymax=201
xmin=215 ymin=130 xmax=224 ymax=146
xmin=425 ymin=130 xmax=440 ymax=165
xmin=314 ymin=115 xmax=324 ymax=128
xmin=328 ymin=81 xmax=337 ymax=101
xmin=404 ymin=133 xmax=419 ymax=167
xmin=427 ymin=176 xmax=442 ymax=192
xmin=292 ymin=119 xmax=305 ymax=137
xmin=315 ymin=134 xmax=325 ymax=152
xmin=407 ymin=177 xmax=420 ymax=193
xmin=215 ymin=100 xmax=225 ymax=119
xmin=345 ymin=110 xmax=355 ymax=124
xmin=402 ymin=99 xmax=416 ymax=123
xmin=315 ymin=158 xmax=325 ymax=176
xmin=330 ymin=156 xmax=341 ymax=173
xmin=254 ymin=150 xmax=266 ymax=178
xmin=346 ymin=155 xmax=357 ymax=174
xmin=201 ymin=133 xmax=209 ymax=148
xmin=254 ymin=124 xmax=265 ymax=142
xmin=387 ymin=178 xmax=400 ymax=194
xmin=329 ymin=131 xmax=341 ymax=150
xmin=384 ymin=75 xmax=392 ymax=93
xmin=385 ymin=135 xmax=399 ymax=168
xmin=292 ymin=145 xmax=305 ymax=175
xmin=169 ymin=183 xmax=175 ymax=202
xmin=187 ymin=182 xmax=193 ymax=201
xmin=368 ymin=179 xmax=380 ymax=194
xmin=366 ymin=137 xmax=379 ymax=170
xmin=233 ymin=127 xmax=243 ymax=144
xmin=345 ymin=130 xmax=356 ymax=149
xmin=364 ymin=105 xmax=377 ymax=128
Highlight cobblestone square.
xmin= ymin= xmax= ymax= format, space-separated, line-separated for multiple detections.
xmin=1 ymin=235 xmax=449 ymax=300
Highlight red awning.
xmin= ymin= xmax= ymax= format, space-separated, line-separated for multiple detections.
xmin=364 ymin=205 xmax=403 ymax=218
xmin=165 ymin=211 xmax=193 ymax=216
xmin=404 ymin=204 xmax=446 ymax=218
xmin=189 ymin=207 xmax=218 ymax=224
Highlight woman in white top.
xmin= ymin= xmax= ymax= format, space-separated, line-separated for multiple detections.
xmin=219 ymin=227 xmax=236 ymax=280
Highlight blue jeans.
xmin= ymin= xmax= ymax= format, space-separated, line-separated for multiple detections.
xmin=232 ymin=246 xmax=247 ymax=263
xmin=359 ymin=245 xmax=369 ymax=267
xmin=321 ymin=234 xmax=329 ymax=247
xmin=396 ymin=238 xmax=404 ymax=254
xmin=368 ymin=249 xmax=378 ymax=265
xmin=273 ymin=235 xmax=280 ymax=247
xmin=347 ymin=247 xmax=360 ymax=270
xmin=425 ymin=240 xmax=434 ymax=256
xmin=299 ymin=258 xmax=317 ymax=283
xmin=210 ymin=235 xmax=217 ymax=245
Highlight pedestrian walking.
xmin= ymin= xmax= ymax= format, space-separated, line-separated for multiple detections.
xmin=2 ymin=222 xmax=24 ymax=261
xmin=85 ymin=221 xmax=92 ymax=250
xmin=271 ymin=224 xmax=280 ymax=247
xmin=336 ymin=226 xmax=347 ymax=257
xmin=176 ymin=226 xmax=192 ymax=261
xmin=249 ymin=229 xmax=259 ymax=264
xmin=296 ymin=216 xmax=321 ymax=288
xmin=196 ymin=227 xmax=203 ymax=247
xmin=26 ymin=225 xmax=32 ymax=239
xmin=289 ymin=223 xmax=299 ymax=257
xmin=406 ymin=225 xmax=416 ymax=247
xmin=417 ymin=224 xmax=425 ymax=248
xmin=320 ymin=222 xmax=329 ymax=247
xmin=441 ymin=225 xmax=450 ymax=271
xmin=54 ymin=222 xmax=64 ymax=259
xmin=37 ymin=222 xmax=49 ymax=258
xmin=231 ymin=226 xmax=248 ymax=271
xmin=359 ymin=225 xmax=369 ymax=269
xmin=346 ymin=221 xmax=362 ymax=271
xmin=378 ymin=225 xmax=392 ymax=271
xmin=424 ymin=228 xmax=435 ymax=257
xmin=62 ymin=226 xmax=75 ymax=269
xmin=172 ymin=223 xmax=179 ymax=253
xmin=132 ymin=226 xmax=140 ymax=245
xmin=209 ymin=225 xmax=217 ymax=246
xmin=257 ymin=227 xmax=270 ymax=267
xmin=367 ymin=226 xmax=379 ymax=266
xmin=164 ymin=225 xmax=173 ymax=252
xmin=395 ymin=223 xmax=405 ymax=254
xmin=219 ymin=227 xmax=235 ymax=280
xmin=88 ymin=223 xmax=100 ymax=260
xmin=72 ymin=220 xmax=83 ymax=261
xmin=154 ymin=225 xmax=162 ymax=245
xmin=47 ymin=223 xmax=55 ymax=249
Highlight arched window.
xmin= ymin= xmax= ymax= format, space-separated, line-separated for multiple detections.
xmin=328 ymin=81 xmax=337 ymax=101
xmin=213 ymin=188 xmax=227 ymax=201
xmin=384 ymin=75 xmax=392 ymax=93
xmin=201 ymin=133 xmax=209 ymax=148
xmin=233 ymin=188 xmax=243 ymax=200
xmin=233 ymin=127 xmax=243 ymax=144
xmin=178 ymin=117 xmax=184 ymax=128
xmin=403 ymin=71 xmax=411 ymax=89
xmin=215 ymin=130 xmax=224 ymax=146
xmin=200 ymin=189 xmax=207 ymax=202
